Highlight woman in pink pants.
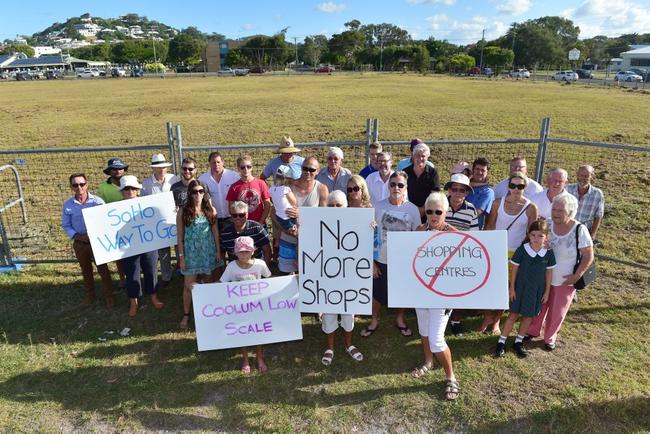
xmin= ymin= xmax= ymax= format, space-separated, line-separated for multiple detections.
xmin=527 ymin=193 xmax=594 ymax=351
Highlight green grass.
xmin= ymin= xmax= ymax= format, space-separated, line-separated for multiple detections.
xmin=0 ymin=73 xmax=649 ymax=432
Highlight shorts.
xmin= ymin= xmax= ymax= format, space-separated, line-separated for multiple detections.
xmin=321 ymin=313 xmax=355 ymax=334
xmin=415 ymin=308 xmax=450 ymax=353
xmin=372 ymin=262 xmax=388 ymax=306
xmin=276 ymin=216 xmax=297 ymax=231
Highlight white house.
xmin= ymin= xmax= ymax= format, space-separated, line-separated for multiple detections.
xmin=620 ymin=46 xmax=650 ymax=70
xmin=33 ymin=46 xmax=62 ymax=57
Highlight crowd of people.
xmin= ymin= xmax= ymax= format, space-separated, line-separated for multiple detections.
xmin=61 ymin=138 xmax=603 ymax=400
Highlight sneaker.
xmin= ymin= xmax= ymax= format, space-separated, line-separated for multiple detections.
xmin=513 ymin=342 xmax=528 ymax=358
xmin=495 ymin=342 xmax=506 ymax=357
xmin=450 ymin=322 xmax=464 ymax=336
xmin=544 ymin=342 xmax=556 ymax=352
xmin=523 ymin=334 xmax=535 ymax=342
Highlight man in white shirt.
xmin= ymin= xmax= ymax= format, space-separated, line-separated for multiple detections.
xmin=531 ymin=168 xmax=568 ymax=220
xmin=198 ymin=151 xmax=240 ymax=232
xmin=493 ymin=157 xmax=544 ymax=199
xmin=141 ymin=153 xmax=180 ymax=286
xmin=366 ymin=152 xmax=394 ymax=205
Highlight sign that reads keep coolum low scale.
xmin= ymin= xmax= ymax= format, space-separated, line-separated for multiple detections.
xmin=387 ymin=230 xmax=509 ymax=309
xmin=192 ymin=276 xmax=303 ymax=351
xmin=298 ymin=207 xmax=374 ymax=315
xmin=83 ymin=192 xmax=177 ymax=265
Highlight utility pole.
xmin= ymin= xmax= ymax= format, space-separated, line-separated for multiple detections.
xmin=294 ymin=37 xmax=299 ymax=67
xmin=511 ymin=25 xmax=517 ymax=68
xmin=380 ymin=38 xmax=384 ymax=72
xmin=479 ymin=28 xmax=485 ymax=72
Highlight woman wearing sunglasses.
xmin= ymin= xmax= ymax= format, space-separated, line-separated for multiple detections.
xmin=176 ymin=180 xmax=223 ymax=329
xmin=482 ymin=171 xmax=539 ymax=334
xmin=346 ymin=175 xmax=372 ymax=209
xmin=413 ymin=191 xmax=460 ymax=400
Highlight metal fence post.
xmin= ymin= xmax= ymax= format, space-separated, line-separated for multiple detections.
xmin=373 ymin=118 xmax=379 ymax=143
xmin=0 ymin=217 xmax=12 ymax=268
xmin=534 ymin=117 xmax=551 ymax=184
xmin=166 ymin=121 xmax=177 ymax=174
xmin=175 ymin=124 xmax=184 ymax=164
xmin=364 ymin=118 xmax=372 ymax=166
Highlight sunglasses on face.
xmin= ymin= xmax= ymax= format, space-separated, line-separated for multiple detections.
xmin=240 ymin=165 xmax=252 ymax=170
xmin=389 ymin=182 xmax=406 ymax=189
xmin=230 ymin=213 xmax=246 ymax=218
xmin=327 ymin=203 xmax=344 ymax=207
xmin=508 ymin=183 xmax=526 ymax=190
xmin=123 ymin=187 xmax=137 ymax=191
xmin=450 ymin=187 xmax=467 ymax=193
xmin=347 ymin=186 xmax=360 ymax=193
xmin=71 ymin=182 xmax=87 ymax=188
xmin=302 ymin=167 xmax=317 ymax=173
xmin=425 ymin=209 xmax=444 ymax=215
xmin=191 ymin=189 xmax=204 ymax=195
xmin=182 ymin=167 xmax=195 ymax=172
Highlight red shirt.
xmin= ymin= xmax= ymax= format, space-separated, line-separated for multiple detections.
xmin=226 ymin=178 xmax=270 ymax=223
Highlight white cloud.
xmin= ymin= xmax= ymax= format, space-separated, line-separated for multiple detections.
xmin=317 ymin=2 xmax=346 ymax=13
xmin=563 ymin=0 xmax=650 ymax=38
xmin=425 ymin=15 xmax=507 ymax=43
xmin=407 ymin=0 xmax=456 ymax=5
xmin=496 ymin=0 xmax=530 ymax=16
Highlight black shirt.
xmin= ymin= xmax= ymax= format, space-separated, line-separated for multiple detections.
xmin=404 ymin=164 xmax=440 ymax=207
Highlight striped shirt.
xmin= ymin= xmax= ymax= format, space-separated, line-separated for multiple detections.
xmin=446 ymin=199 xmax=479 ymax=231
xmin=566 ymin=183 xmax=604 ymax=230
xmin=220 ymin=220 xmax=270 ymax=261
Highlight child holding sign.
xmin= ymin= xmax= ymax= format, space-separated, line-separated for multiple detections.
xmin=495 ymin=219 xmax=556 ymax=358
xmin=220 ymin=236 xmax=272 ymax=374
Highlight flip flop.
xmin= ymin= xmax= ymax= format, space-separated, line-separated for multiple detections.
xmin=321 ymin=349 xmax=334 ymax=366
xmin=346 ymin=345 xmax=363 ymax=362
xmin=396 ymin=324 xmax=413 ymax=337
xmin=360 ymin=326 xmax=378 ymax=337
xmin=411 ymin=364 xmax=431 ymax=378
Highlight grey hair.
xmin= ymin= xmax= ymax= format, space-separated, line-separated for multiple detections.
xmin=377 ymin=151 xmax=392 ymax=161
xmin=327 ymin=190 xmax=348 ymax=207
xmin=230 ymin=201 xmax=248 ymax=213
xmin=412 ymin=143 xmax=430 ymax=157
xmin=552 ymin=192 xmax=578 ymax=218
xmin=549 ymin=168 xmax=568 ymax=180
xmin=424 ymin=192 xmax=449 ymax=212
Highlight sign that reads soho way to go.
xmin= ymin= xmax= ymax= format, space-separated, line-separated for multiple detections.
xmin=299 ymin=207 xmax=374 ymax=315
xmin=387 ymin=230 xmax=509 ymax=309
xmin=83 ymin=192 xmax=177 ymax=265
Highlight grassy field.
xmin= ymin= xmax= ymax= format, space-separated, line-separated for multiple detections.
xmin=0 ymin=74 xmax=649 ymax=432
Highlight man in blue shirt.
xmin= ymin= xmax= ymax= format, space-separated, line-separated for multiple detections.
xmin=61 ymin=173 xmax=114 ymax=307
xmin=260 ymin=136 xmax=304 ymax=181
xmin=359 ymin=142 xmax=382 ymax=179
xmin=466 ymin=157 xmax=495 ymax=230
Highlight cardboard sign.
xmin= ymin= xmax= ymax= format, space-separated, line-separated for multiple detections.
xmin=192 ymin=275 xmax=303 ymax=351
xmin=298 ymin=207 xmax=374 ymax=315
xmin=387 ymin=230 xmax=509 ymax=309
xmin=83 ymin=192 xmax=177 ymax=265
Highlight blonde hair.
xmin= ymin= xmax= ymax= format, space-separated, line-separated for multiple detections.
xmin=347 ymin=175 xmax=372 ymax=208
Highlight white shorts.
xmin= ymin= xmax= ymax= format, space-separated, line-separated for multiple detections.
xmin=321 ymin=313 xmax=355 ymax=334
xmin=415 ymin=308 xmax=450 ymax=353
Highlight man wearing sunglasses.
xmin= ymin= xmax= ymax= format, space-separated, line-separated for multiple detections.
xmin=62 ymin=173 xmax=114 ymax=308
xmin=97 ymin=157 xmax=129 ymax=204
xmin=220 ymin=201 xmax=271 ymax=264
xmin=171 ymin=157 xmax=205 ymax=208
xmin=316 ymin=146 xmax=352 ymax=193
xmin=226 ymin=155 xmax=271 ymax=225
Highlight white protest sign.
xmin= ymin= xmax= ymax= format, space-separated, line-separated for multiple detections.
xmin=192 ymin=275 xmax=303 ymax=351
xmin=387 ymin=230 xmax=508 ymax=309
xmin=83 ymin=192 xmax=177 ymax=265
xmin=298 ymin=207 xmax=374 ymax=315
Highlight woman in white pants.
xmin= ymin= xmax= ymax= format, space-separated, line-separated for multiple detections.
xmin=413 ymin=192 xmax=459 ymax=400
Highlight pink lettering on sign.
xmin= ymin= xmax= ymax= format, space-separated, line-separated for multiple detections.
xmin=226 ymin=281 xmax=270 ymax=298
xmin=267 ymin=297 xmax=297 ymax=310
xmin=202 ymin=301 xmax=264 ymax=317
xmin=225 ymin=321 xmax=273 ymax=335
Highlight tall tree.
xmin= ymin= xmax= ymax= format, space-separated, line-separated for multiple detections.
xmin=0 ymin=44 xmax=34 ymax=57
xmin=168 ymin=34 xmax=205 ymax=65
xmin=361 ymin=23 xmax=411 ymax=47
xmin=302 ymin=35 xmax=328 ymax=66
xmin=449 ymin=53 xmax=475 ymax=72
xmin=483 ymin=46 xmax=514 ymax=68
xmin=411 ymin=45 xmax=430 ymax=72
xmin=328 ymin=19 xmax=366 ymax=67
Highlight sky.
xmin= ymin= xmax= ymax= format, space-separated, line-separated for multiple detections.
xmin=1 ymin=0 xmax=650 ymax=45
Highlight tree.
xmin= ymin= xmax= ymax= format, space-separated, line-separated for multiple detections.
xmin=412 ymin=45 xmax=430 ymax=72
xmin=329 ymin=19 xmax=366 ymax=67
xmin=180 ymin=26 xmax=206 ymax=40
xmin=361 ymin=23 xmax=411 ymax=47
xmin=168 ymin=34 xmax=205 ymax=65
xmin=449 ymin=53 xmax=475 ymax=72
xmin=483 ymin=46 xmax=514 ymax=69
xmin=0 ymin=44 xmax=34 ymax=57
xmin=501 ymin=22 xmax=564 ymax=67
xmin=111 ymin=39 xmax=165 ymax=64
xmin=224 ymin=48 xmax=247 ymax=67
xmin=530 ymin=16 xmax=580 ymax=51
xmin=302 ymin=35 xmax=328 ymax=66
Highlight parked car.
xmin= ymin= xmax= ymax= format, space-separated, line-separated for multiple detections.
xmin=510 ymin=68 xmax=530 ymax=78
xmin=629 ymin=68 xmax=649 ymax=82
xmin=77 ymin=68 xmax=99 ymax=78
xmin=111 ymin=67 xmax=126 ymax=77
xmin=130 ymin=68 xmax=144 ymax=77
xmin=482 ymin=67 xmax=494 ymax=77
xmin=0 ymin=71 xmax=8 ymax=80
xmin=469 ymin=66 xmax=481 ymax=76
xmin=552 ymin=70 xmax=579 ymax=82
xmin=218 ymin=68 xmax=235 ymax=76
xmin=249 ymin=66 xmax=267 ymax=74
xmin=98 ymin=69 xmax=107 ymax=77
xmin=575 ymin=69 xmax=593 ymax=79
xmin=31 ymin=71 xmax=45 ymax=79
xmin=234 ymin=68 xmax=250 ymax=76
xmin=15 ymin=71 xmax=34 ymax=81
xmin=45 ymin=70 xmax=64 ymax=80
xmin=615 ymin=70 xmax=642 ymax=82
xmin=316 ymin=65 xmax=335 ymax=73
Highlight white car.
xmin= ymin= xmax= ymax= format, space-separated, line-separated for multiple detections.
xmin=218 ymin=68 xmax=235 ymax=76
xmin=510 ymin=68 xmax=530 ymax=78
xmin=76 ymin=68 xmax=100 ymax=78
xmin=552 ymin=70 xmax=579 ymax=82
xmin=615 ymin=71 xmax=642 ymax=82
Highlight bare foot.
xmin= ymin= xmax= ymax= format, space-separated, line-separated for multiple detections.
xmin=257 ymin=359 xmax=268 ymax=374
xmin=241 ymin=364 xmax=251 ymax=375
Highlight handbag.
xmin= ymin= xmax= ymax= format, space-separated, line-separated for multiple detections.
xmin=573 ymin=223 xmax=596 ymax=290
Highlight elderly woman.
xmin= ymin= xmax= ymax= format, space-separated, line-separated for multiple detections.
xmin=118 ymin=175 xmax=164 ymax=317
xmin=483 ymin=171 xmax=538 ymax=334
xmin=347 ymin=175 xmax=373 ymax=208
xmin=527 ymin=193 xmax=594 ymax=351
xmin=412 ymin=192 xmax=460 ymax=400
xmin=320 ymin=190 xmax=364 ymax=365
xmin=361 ymin=171 xmax=420 ymax=338
xmin=404 ymin=143 xmax=440 ymax=222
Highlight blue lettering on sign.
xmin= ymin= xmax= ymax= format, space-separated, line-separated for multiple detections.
xmin=107 ymin=204 xmax=156 ymax=227
xmin=96 ymin=231 xmax=134 ymax=252
xmin=155 ymin=219 xmax=176 ymax=239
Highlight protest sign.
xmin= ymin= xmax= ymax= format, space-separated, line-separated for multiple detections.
xmin=83 ymin=192 xmax=176 ymax=265
xmin=298 ymin=207 xmax=374 ymax=315
xmin=192 ymin=275 xmax=303 ymax=351
xmin=387 ymin=230 xmax=508 ymax=309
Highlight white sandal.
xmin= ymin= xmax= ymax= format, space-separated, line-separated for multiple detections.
xmin=321 ymin=349 xmax=334 ymax=366
xmin=346 ymin=345 xmax=363 ymax=362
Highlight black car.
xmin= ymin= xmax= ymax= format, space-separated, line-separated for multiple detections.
xmin=575 ymin=69 xmax=593 ymax=79
xmin=15 ymin=71 xmax=34 ymax=81
xmin=629 ymin=68 xmax=650 ymax=82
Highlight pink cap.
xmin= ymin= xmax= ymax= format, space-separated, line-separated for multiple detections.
xmin=234 ymin=236 xmax=255 ymax=253
xmin=452 ymin=161 xmax=471 ymax=174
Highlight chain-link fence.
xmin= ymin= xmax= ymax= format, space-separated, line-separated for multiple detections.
xmin=1 ymin=118 xmax=648 ymax=272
